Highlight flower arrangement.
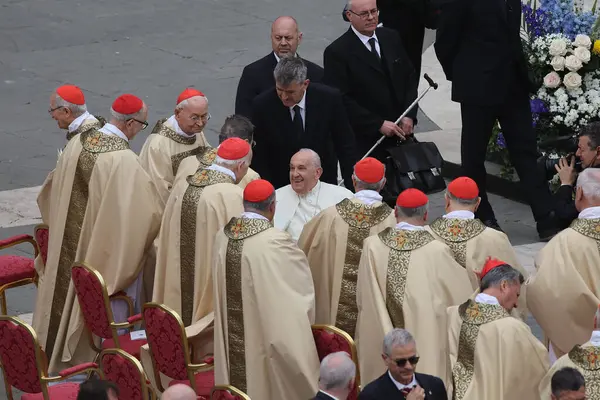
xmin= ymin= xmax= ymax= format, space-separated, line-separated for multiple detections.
xmin=486 ymin=0 xmax=600 ymax=179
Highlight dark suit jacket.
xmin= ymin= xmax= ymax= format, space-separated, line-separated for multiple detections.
xmin=358 ymin=372 xmax=447 ymax=400
xmin=235 ymin=52 xmax=324 ymax=118
xmin=434 ymin=0 xmax=530 ymax=105
xmin=313 ymin=391 xmax=337 ymax=400
xmin=323 ymin=27 xmax=418 ymax=160
xmin=250 ymin=82 xmax=357 ymax=190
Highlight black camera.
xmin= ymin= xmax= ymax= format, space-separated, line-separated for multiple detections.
xmin=537 ymin=135 xmax=582 ymax=181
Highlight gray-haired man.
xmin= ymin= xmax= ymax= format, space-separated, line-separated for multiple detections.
xmin=250 ymin=56 xmax=357 ymax=190
xmin=314 ymin=352 xmax=357 ymax=400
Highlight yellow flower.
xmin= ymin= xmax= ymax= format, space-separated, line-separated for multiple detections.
xmin=593 ymin=40 xmax=600 ymax=55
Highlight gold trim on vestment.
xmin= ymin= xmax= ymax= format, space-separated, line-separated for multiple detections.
xmin=569 ymin=345 xmax=600 ymax=397
xmin=45 ymin=131 xmax=129 ymax=360
xmin=171 ymin=147 xmax=207 ymax=177
xmin=429 ymin=218 xmax=486 ymax=268
xmin=222 ymin=217 xmax=272 ymax=392
xmin=378 ymin=228 xmax=435 ymax=251
xmin=334 ymin=199 xmax=392 ymax=337
xmin=65 ymin=116 xmax=105 ymax=142
xmin=151 ymin=118 xmax=196 ymax=145
xmin=570 ymin=218 xmax=600 ymax=254
xmin=198 ymin=148 xmax=218 ymax=168
xmin=385 ymin=249 xmax=411 ymax=330
xmin=452 ymin=299 xmax=510 ymax=400
xmin=179 ymin=169 xmax=235 ymax=326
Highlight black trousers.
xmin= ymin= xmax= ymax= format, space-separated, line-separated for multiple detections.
xmin=460 ymin=85 xmax=554 ymax=222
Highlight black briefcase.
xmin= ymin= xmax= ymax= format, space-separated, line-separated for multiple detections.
xmin=380 ymin=137 xmax=446 ymax=205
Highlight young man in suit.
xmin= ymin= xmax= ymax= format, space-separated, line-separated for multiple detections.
xmin=324 ymin=0 xmax=418 ymax=162
xmin=314 ymin=352 xmax=357 ymax=400
xmin=358 ymin=329 xmax=447 ymax=400
xmin=251 ymin=57 xmax=357 ymax=189
xmin=435 ymin=0 xmax=559 ymax=239
xmin=235 ymin=16 xmax=324 ymax=118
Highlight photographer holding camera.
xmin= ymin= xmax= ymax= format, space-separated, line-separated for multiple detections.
xmin=554 ymin=122 xmax=600 ymax=228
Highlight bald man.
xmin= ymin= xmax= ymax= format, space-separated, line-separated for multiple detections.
xmin=235 ymin=16 xmax=324 ymax=118
xmin=162 ymin=384 xmax=197 ymax=400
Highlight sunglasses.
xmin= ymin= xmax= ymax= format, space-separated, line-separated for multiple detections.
xmin=393 ymin=356 xmax=420 ymax=367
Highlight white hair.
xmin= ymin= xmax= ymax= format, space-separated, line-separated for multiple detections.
xmin=577 ymin=168 xmax=600 ymax=200
xmin=214 ymin=153 xmax=251 ymax=168
xmin=353 ymin=173 xmax=385 ymax=191
xmin=296 ymin=148 xmax=321 ymax=168
xmin=319 ymin=352 xmax=356 ymax=391
xmin=395 ymin=203 xmax=428 ymax=219
xmin=55 ymin=94 xmax=87 ymax=117
xmin=110 ymin=107 xmax=145 ymax=122
xmin=383 ymin=328 xmax=415 ymax=356
xmin=175 ymin=95 xmax=208 ymax=111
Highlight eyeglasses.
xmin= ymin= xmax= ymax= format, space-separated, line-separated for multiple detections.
xmin=190 ymin=113 xmax=211 ymax=123
xmin=48 ymin=106 xmax=66 ymax=114
xmin=347 ymin=8 xmax=379 ymax=19
xmin=393 ymin=356 xmax=420 ymax=367
xmin=128 ymin=118 xmax=149 ymax=130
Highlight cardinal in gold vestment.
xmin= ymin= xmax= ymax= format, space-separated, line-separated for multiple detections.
xmin=153 ymin=138 xmax=252 ymax=326
xmin=448 ymin=260 xmax=548 ymax=399
xmin=356 ymin=189 xmax=473 ymax=387
xmin=298 ymin=157 xmax=395 ymax=337
xmin=139 ymin=88 xmax=210 ymax=205
xmin=33 ymin=94 xmax=162 ymax=373
xmin=213 ymin=180 xmax=319 ymax=400
xmin=175 ymin=115 xmax=260 ymax=189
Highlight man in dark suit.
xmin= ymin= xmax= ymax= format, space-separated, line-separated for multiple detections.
xmin=435 ymin=0 xmax=559 ymax=239
xmin=324 ymin=0 xmax=418 ymax=162
xmin=235 ymin=16 xmax=324 ymax=118
xmin=251 ymin=57 xmax=356 ymax=189
xmin=359 ymin=329 xmax=447 ymax=400
xmin=313 ymin=352 xmax=357 ymax=400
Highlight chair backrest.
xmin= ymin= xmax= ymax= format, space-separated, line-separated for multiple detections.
xmin=34 ymin=225 xmax=49 ymax=267
xmin=100 ymin=349 xmax=149 ymax=400
xmin=142 ymin=303 xmax=190 ymax=381
xmin=211 ymin=385 xmax=251 ymax=400
xmin=0 ymin=316 xmax=44 ymax=393
xmin=312 ymin=325 xmax=360 ymax=400
xmin=71 ymin=263 xmax=114 ymax=339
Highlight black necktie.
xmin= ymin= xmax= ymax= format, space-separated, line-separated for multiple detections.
xmin=368 ymin=37 xmax=380 ymax=61
xmin=293 ymin=105 xmax=304 ymax=140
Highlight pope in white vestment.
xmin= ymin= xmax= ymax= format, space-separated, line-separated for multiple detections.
xmin=274 ymin=149 xmax=352 ymax=241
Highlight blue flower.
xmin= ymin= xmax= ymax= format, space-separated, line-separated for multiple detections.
xmin=535 ymin=0 xmax=598 ymax=38
xmin=530 ymin=98 xmax=548 ymax=114
xmin=496 ymin=132 xmax=507 ymax=149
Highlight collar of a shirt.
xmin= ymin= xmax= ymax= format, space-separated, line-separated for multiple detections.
xmin=354 ymin=190 xmax=383 ymax=205
xmin=68 ymin=111 xmax=91 ymax=133
xmin=351 ymin=24 xmax=378 ymax=46
xmin=206 ymin=164 xmax=236 ymax=180
xmin=578 ymin=206 xmax=600 ymax=219
xmin=298 ymin=180 xmax=321 ymax=199
xmin=289 ymin=89 xmax=307 ymax=112
xmin=443 ymin=210 xmax=475 ymax=220
xmin=475 ymin=292 xmax=500 ymax=305
xmin=166 ymin=115 xmax=196 ymax=138
xmin=395 ymin=221 xmax=425 ymax=231
xmin=388 ymin=371 xmax=417 ymax=391
xmin=99 ymin=123 xmax=128 ymax=142
xmin=241 ymin=211 xmax=269 ymax=221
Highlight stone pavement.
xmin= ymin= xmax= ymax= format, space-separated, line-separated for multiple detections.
xmin=0 ymin=0 xmax=547 ymax=397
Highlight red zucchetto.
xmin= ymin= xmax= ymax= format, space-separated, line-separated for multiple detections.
xmin=112 ymin=94 xmax=144 ymax=115
xmin=56 ymin=85 xmax=85 ymax=105
xmin=217 ymin=138 xmax=250 ymax=160
xmin=177 ymin=88 xmax=205 ymax=104
xmin=477 ymin=257 xmax=507 ymax=280
xmin=448 ymin=176 xmax=479 ymax=199
xmin=396 ymin=188 xmax=428 ymax=208
xmin=244 ymin=179 xmax=275 ymax=202
xmin=355 ymin=157 xmax=385 ymax=183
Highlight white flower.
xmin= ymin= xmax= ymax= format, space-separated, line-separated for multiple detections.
xmin=543 ymin=71 xmax=562 ymax=88
xmin=565 ymin=55 xmax=583 ymax=72
xmin=549 ymin=38 xmax=569 ymax=56
xmin=550 ymin=56 xmax=566 ymax=71
xmin=574 ymin=34 xmax=592 ymax=49
xmin=574 ymin=46 xmax=591 ymax=63
xmin=564 ymin=71 xmax=583 ymax=90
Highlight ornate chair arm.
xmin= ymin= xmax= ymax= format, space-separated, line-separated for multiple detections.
xmin=109 ymin=291 xmax=134 ymax=317
xmin=188 ymin=361 xmax=214 ymax=373
xmin=127 ymin=313 xmax=142 ymax=324
xmin=43 ymin=362 xmax=102 ymax=382
xmin=0 ymin=234 xmax=38 ymax=257
xmin=110 ymin=321 xmax=138 ymax=330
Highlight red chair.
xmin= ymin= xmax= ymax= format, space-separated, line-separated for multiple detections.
xmin=142 ymin=303 xmax=214 ymax=399
xmin=0 ymin=315 xmax=101 ymax=399
xmin=312 ymin=324 xmax=361 ymax=400
xmin=99 ymin=348 xmax=156 ymax=400
xmin=0 ymin=224 xmax=48 ymax=315
xmin=210 ymin=385 xmax=251 ymax=400
xmin=71 ymin=262 xmax=146 ymax=361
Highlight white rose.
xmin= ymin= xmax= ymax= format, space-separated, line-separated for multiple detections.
xmin=574 ymin=46 xmax=591 ymax=63
xmin=564 ymin=72 xmax=583 ymax=90
xmin=574 ymin=34 xmax=592 ymax=49
xmin=548 ymin=38 xmax=568 ymax=56
xmin=565 ymin=55 xmax=583 ymax=71
xmin=550 ymin=56 xmax=566 ymax=71
xmin=544 ymin=71 xmax=562 ymax=88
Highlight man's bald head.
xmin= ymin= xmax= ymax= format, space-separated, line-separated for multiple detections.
xmin=576 ymin=167 xmax=600 ymax=211
xmin=271 ymin=16 xmax=303 ymax=58
xmin=161 ymin=384 xmax=197 ymax=400
xmin=289 ymin=148 xmax=322 ymax=195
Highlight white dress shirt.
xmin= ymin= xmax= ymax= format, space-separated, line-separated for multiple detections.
xmin=206 ymin=164 xmax=236 ymax=180
xmin=578 ymin=206 xmax=600 ymax=219
xmin=166 ymin=115 xmax=195 ymax=138
xmin=474 ymin=292 xmax=500 ymax=305
xmin=317 ymin=390 xmax=339 ymax=400
xmin=354 ymin=190 xmax=383 ymax=205
xmin=68 ymin=111 xmax=92 ymax=133
xmin=241 ymin=211 xmax=269 ymax=221
xmin=98 ymin=123 xmax=129 ymax=142
xmin=590 ymin=330 xmax=600 ymax=346
xmin=388 ymin=371 xmax=417 ymax=391
xmin=395 ymin=221 xmax=425 ymax=231
xmin=443 ymin=210 xmax=475 ymax=220
xmin=288 ymin=89 xmax=307 ymax=130
xmin=351 ymin=25 xmax=381 ymax=57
